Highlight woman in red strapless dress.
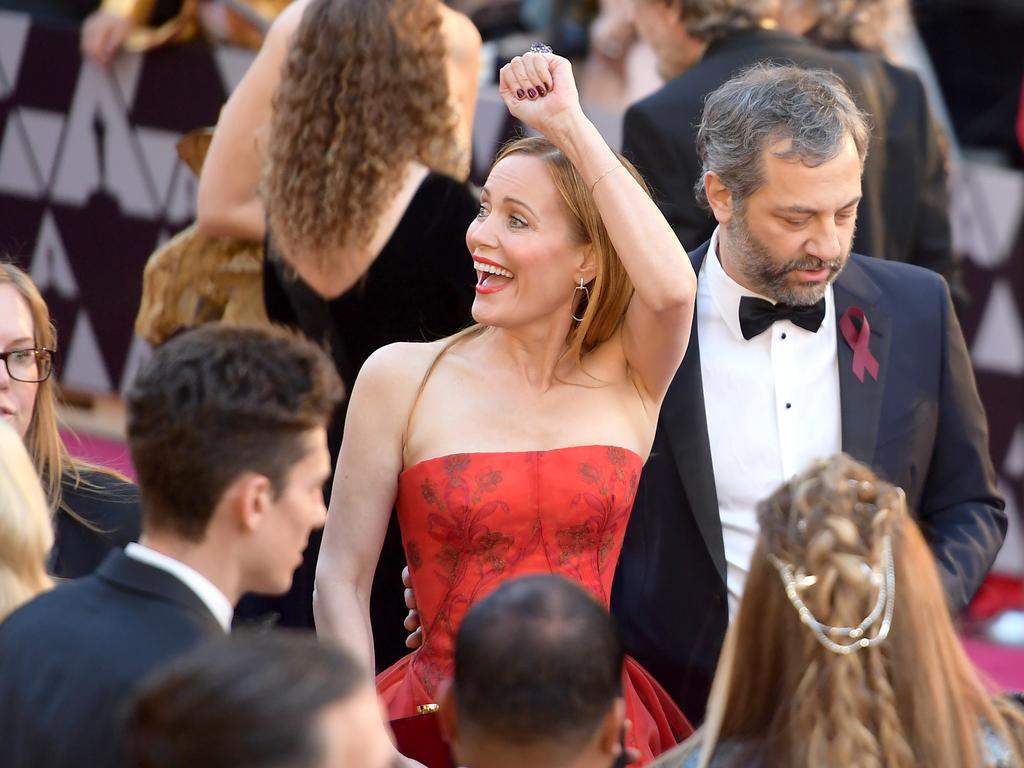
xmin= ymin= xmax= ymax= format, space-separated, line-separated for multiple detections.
xmin=315 ymin=50 xmax=698 ymax=766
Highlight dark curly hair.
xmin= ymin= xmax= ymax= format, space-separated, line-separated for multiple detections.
xmin=263 ymin=0 xmax=457 ymax=266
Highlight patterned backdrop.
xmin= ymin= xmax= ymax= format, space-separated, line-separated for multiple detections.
xmin=0 ymin=11 xmax=1020 ymax=573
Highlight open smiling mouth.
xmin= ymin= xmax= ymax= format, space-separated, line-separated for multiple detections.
xmin=474 ymin=260 xmax=516 ymax=294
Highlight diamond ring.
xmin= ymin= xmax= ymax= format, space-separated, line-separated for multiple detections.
xmin=529 ymin=42 xmax=553 ymax=54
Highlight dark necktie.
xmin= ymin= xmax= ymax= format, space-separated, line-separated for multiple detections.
xmin=738 ymin=296 xmax=826 ymax=340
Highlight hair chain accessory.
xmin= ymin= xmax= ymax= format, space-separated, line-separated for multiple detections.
xmin=572 ymin=277 xmax=590 ymax=323
xmin=769 ymin=535 xmax=895 ymax=655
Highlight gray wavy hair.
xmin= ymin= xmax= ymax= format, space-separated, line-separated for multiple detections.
xmin=680 ymin=0 xmax=780 ymax=42
xmin=695 ymin=64 xmax=870 ymax=210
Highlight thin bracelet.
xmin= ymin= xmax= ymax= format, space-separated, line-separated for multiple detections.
xmin=590 ymin=164 xmax=624 ymax=195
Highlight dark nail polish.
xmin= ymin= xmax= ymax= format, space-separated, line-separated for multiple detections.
xmin=527 ymin=88 xmax=537 ymax=98
xmin=536 ymin=85 xmax=546 ymax=96
xmin=516 ymin=89 xmax=525 ymax=99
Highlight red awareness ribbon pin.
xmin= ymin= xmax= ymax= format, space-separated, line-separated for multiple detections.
xmin=839 ymin=307 xmax=880 ymax=383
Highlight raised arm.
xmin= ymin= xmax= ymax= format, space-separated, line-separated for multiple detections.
xmin=196 ymin=0 xmax=306 ymax=241
xmin=499 ymin=53 xmax=697 ymax=402
xmin=313 ymin=345 xmax=412 ymax=671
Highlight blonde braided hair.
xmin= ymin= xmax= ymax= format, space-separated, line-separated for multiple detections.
xmin=680 ymin=454 xmax=1024 ymax=768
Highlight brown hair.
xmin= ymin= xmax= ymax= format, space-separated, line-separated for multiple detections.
xmin=676 ymin=0 xmax=779 ymax=41
xmin=687 ymin=454 xmax=1024 ymax=768
xmin=0 ymin=262 xmax=125 ymax=525
xmin=263 ymin=0 xmax=456 ymax=272
xmin=0 ymin=421 xmax=53 ymax=621
xmin=127 ymin=634 xmax=366 ymax=768
xmin=126 ymin=324 xmax=343 ymax=541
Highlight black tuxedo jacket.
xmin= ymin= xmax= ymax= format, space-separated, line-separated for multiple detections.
xmin=0 ymin=550 xmax=224 ymax=768
xmin=621 ymin=29 xmax=955 ymax=284
xmin=610 ymin=242 xmax=1006 ymax=723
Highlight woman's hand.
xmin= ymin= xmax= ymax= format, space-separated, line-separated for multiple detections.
xmin=498 ymin=52 xmax=583 ymax=139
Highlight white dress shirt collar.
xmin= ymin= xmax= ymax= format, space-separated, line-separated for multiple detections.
xmin=124 ymin=542 xmax=233 ymax=633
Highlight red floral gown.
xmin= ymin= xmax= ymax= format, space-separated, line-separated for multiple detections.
xmin=376 ymin=445 xmax=692 ymax=764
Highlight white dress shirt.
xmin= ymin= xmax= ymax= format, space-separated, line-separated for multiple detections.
xmin=698 ymin=228 xmax=842 ymax=616
xmin=124 ymin=543 xmax=234 ymax=633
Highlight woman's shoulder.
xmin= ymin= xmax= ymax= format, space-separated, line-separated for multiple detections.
xmin=438 ymin=5 xmax=482 ymax=64
xmin=357 ymin=339 xmax=452 ymax=392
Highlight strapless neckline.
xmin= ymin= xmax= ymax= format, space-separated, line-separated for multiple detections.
xmin=401 ymin=443 xmax=644 ymax=478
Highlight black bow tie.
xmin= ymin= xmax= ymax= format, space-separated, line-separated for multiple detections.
xmin=738 ymin=296 xmax=826 ymax=340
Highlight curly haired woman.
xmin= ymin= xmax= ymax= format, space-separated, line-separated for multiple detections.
xmin=653 ymin=454 xmax=1024 ymax=768
xmin=203 ymin=1 xmax=481 ymax=658
xmin=197 ymin=0 xmax=480 ymax=243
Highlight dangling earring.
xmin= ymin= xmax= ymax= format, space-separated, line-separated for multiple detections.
xmin=572 ymin=277 xmax=590 ymax=323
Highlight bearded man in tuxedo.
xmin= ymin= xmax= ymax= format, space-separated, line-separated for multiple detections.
xmin=612 ymin=63 xmax=1006 ymax=723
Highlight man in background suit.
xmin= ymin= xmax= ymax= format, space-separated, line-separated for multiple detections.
xmin=612 ymin=65 xmax=1005 ymax=723
xmin=621 ymin=0 xmax=958 ymax=286
xmin=0 ymin=324 xmax=343 ymax=768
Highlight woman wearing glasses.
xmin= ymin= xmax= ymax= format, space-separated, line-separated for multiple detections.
xmin=0 ymin=262 xmax=140 ymax=580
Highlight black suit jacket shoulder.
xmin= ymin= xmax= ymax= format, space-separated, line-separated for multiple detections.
xmin=0 ymin=551 xmax=222 ymax=768
xmin=51 ymin=470 xmax=142 ymax=580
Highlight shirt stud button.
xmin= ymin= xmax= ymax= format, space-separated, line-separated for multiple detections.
xmin=785 ymin=403 xmax=792 ymax=409
xmin=781 ymin=332 xmax=787 ymax=339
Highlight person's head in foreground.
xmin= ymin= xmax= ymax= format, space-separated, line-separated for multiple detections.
xmin=667 ymin=453 xmax=1024 ymax=768
xmin=697 ymin=64 xmax=869 ymax=307
xmin=127 ymin=633 xmax=399 ymax=768
xmin=126 ymin=324 xmax=342 ymax=600
xmin=441 ymin=574 xmax=627 ymax=768
xmin=0 ymin=419 xmax=53 ymax=621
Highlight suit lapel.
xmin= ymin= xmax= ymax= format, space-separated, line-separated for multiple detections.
xmin=834 ymin=256 xmax=891 ymax=465
xmin=661 ymin=244 xmax=727 ymax=582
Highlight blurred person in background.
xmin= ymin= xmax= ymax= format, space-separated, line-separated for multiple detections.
xmin=198 ymin=0 xmax=480 ymax=244
xmin=623 ymin=0 xmax=902 ymax=273
xmin=0 ymin=262 xmax=140 ymax=580
xmin=0 ymin=421 xmax=54 ymax=622
xmin=653 ymin=454 xmax=1024 ymax=768
xmin=202 ymin=0 xmax=481 ymax=658
xmin=0 ymin=324 xmax=342 ymax=768
xmin=441 ymin=575 xmax=629 ymax=768
xmin=775 ymin=0 xmax=960 ymax=295
xmin=128 ymin=633 xmax=402 ymax=768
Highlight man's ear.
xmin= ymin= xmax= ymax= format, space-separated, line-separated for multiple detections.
xmin=230 ymin=472 xmax=272 ymax=533
xmin=597 ymin=696 xmax=627 ymax=757
xmin=703 ymin=171 xmax=735 ymax=226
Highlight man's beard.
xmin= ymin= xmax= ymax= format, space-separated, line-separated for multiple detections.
xmin=724 ymin=213 xmax=850 ymax=306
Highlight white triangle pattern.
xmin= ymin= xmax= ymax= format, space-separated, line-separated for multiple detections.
xmin=119 ymin=334 xmax=152 ymax=395
xmin=971 ymin=279 xmax=1024 ymax=376
xmin=111 ymin=53 xmax=145 ymax=108
xmin=20 ymin=108 xmax=65 ymax=189
xmin=1006 ymin=425 xmax=1024 ymax=480
xmin=29 ymin=211 xmax=79 ymax=299
xmin=992 ymin=479 xmax=1024 ymax=577
xmin=62 ymin=309 xmax=113 ymax=392
xmin=0 ymin=12 xmax=30 ymax=99
xmin=0 ymin=109 xmax=42 ymax=198
xmin=50 ymin=63 xmax=159 ymax=218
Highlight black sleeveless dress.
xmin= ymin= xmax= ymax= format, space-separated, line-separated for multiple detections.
xmin=241 ymin=172 xmax=477 ymax=669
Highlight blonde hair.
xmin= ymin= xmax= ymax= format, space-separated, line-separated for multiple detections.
xmin=687 ymin=454 xmax=1024 ymax=768
xmin=0 ymin=262 xmax=128 ymax=525
xmin=0 ymin=421 xmax=53 ymax=621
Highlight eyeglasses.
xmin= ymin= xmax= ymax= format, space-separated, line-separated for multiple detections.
xmin=0 ymin=348 xmax=54 ymax=383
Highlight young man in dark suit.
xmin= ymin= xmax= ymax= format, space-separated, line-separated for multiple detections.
xmin=611 ymin=64 xmax=1005 ymax=724
xmin=0 ymin=324 xmax=343 ymax=768
xmin=621 ymin=0 xmax=958 ymax=287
